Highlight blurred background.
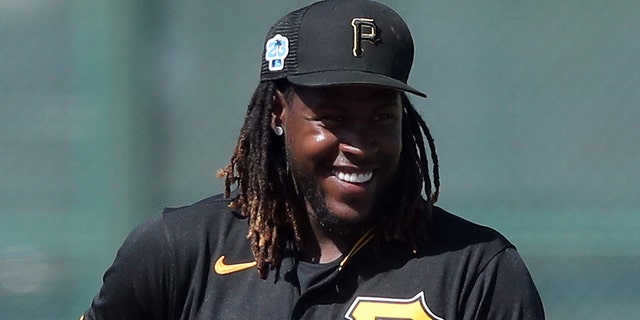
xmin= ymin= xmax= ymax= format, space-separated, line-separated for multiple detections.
xmin=1 ymin=0 xmax=638 ymax=319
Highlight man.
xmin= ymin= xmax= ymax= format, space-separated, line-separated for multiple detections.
xmin=83 ymin=0 xmax=544 ymax=319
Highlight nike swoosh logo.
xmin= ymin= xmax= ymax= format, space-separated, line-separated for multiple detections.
xmin=214 ymin=255 xmax=257 ymax=275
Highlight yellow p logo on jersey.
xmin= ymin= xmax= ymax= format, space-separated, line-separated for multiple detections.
xmin=344 ymin=291 xmax=443 ymax=320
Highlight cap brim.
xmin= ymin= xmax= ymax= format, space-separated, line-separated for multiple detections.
xmin=287 ymin=70 xmax=427 ymax=98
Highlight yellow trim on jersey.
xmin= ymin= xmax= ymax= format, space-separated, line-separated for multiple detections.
xmin=339 ymin=227 xmax=376 ymax=271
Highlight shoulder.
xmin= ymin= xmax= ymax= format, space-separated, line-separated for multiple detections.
xmin=83 ymin=194 xmax=248 ymax=319
xmin=429 ymin=206 xmax=513 ymax=251
xmin=158 ymin=193 xmax=244 ymax=233
xmin=121 ymin=193 xmax=247 ymax=260
xmin=427 ymin=208 xmax=545 ymax=318
xmin=423 ymin=206 xmax=516 ymax=273
xmin=427 ymin=208 xmax=544 ymax=317
xmin=110 ymin=193 xmax=249 ymax=292
xmin=161 ymin=192 xmax=242 ymax=224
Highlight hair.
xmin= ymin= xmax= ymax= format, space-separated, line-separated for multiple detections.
xmin=218 ymin=81 xmax=439 ymax=278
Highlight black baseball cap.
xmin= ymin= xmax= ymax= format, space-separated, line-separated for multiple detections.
xmin=260 ymin=0 xmax=426 ymax=98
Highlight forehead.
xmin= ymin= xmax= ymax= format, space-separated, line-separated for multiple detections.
xmin=291 ymin=85 xmax=402 ymax=109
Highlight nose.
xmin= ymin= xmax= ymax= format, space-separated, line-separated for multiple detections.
xmin=337 ymin=127 xmax=378 ymax=158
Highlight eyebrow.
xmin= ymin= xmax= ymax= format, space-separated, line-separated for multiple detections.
xmin=311 ymin=100 xmax=400 ymax=112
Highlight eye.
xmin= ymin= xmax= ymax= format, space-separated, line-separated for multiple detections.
xmin=324 ymin=114 xmax=344 ymax=122
xmin=316 ymin=113 xmax=344 ymax=124
xmin=372 ymin=113 xmax=394 ymax=122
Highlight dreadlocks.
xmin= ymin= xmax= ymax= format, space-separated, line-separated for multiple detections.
xmin=379 ymin=94 xmax=440 ymax=251
xmin=218 ymin=81 xmax=440 ymax=278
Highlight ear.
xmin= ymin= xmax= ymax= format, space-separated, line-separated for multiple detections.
xmin=271 ymin=88 xmax=288 ymax=130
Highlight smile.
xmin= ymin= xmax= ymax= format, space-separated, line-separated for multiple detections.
xmin=333 ymin=170 xmax=373 ymax=184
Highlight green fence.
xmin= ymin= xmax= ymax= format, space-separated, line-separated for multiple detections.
xmin=1 ymin=1 xmax=638 ymax=319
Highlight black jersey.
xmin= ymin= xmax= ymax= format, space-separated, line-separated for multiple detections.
xmin=82 ymin=194 xmax=544 ymax=319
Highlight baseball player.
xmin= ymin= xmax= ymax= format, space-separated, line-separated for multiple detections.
xmin=82 ymin=0 xmax=544 ymax=319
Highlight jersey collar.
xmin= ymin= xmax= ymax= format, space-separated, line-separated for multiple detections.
xmin=338 ymin=227 xmax=376 ymax=271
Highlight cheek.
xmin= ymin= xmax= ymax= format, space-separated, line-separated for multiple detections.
xmin=314 ymin=130 xmax=330 ymax=143
xmin=286 ymin=125 xmax=338 ymax=166
xmin=378 ymin=125 xmax=403 ymax=161
xmin=386 ymin=140 xmax=403 ymax=169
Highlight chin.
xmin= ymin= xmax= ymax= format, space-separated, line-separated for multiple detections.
xmin=330 ymin=202 xmax=373 ymax=222
xmin=314 ymin=200 xmax=373 ymax=233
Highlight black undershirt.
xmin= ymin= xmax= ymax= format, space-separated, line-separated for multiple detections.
xmin=296 ymin=258 xmax=341 ymax=293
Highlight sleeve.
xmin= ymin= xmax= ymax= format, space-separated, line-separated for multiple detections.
xmin=463 ymin=247 xmax=545 ymax=320
xmin=81 ymin=214 xmax=174 ymax=320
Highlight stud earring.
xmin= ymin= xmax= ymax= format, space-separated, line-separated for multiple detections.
xmin=274 ymin=126 xmax=284 ymax=136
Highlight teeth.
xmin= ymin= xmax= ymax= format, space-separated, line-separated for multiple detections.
xmin=335 ymin=171 xmax=373 ymax=183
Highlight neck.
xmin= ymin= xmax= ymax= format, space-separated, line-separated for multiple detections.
xmin=301 ymin=218 xmax=360 ymax=264
xmin=302 ymin=219 xmax=353 ymax=263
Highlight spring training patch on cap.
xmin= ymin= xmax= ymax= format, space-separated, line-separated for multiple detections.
xmin=265 ymin=34 xmax=289 ymax=72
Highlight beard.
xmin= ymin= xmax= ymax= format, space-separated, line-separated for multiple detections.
xmin=286 ymin=159 xmax=396 ymax=238
xmin=293 ymin=170 xmax=357 ymax=236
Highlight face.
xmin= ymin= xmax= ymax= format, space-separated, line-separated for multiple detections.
xmin=274 ymin=85 xmax=403 ymax=235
